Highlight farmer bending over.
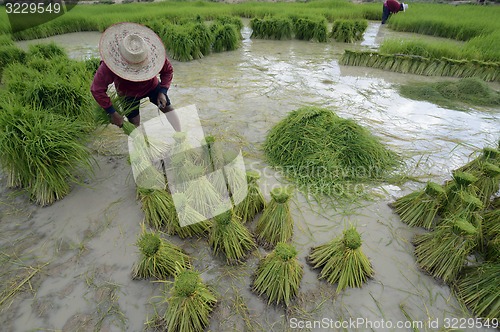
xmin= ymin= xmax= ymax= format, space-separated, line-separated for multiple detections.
xmin=382 ymin=0 xmax=408 ymax=24
xmin=91 ymin=22 xmax=181 ymax=131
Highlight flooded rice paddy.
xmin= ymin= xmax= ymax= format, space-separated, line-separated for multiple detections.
xmin=2 ymin=22 xmax=499 ymax=331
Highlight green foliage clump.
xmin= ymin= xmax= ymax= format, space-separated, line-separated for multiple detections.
xmin=263 ymin=107 xmax=399 ymax=197
xmin=0 ymin=45 xmax=26 ymax=77
xmin=330 ymin=19 xmax=367 ymax=43
xmin=293 ymin=17 xmax=327 ymax=42
xmin=252 ymin=242 xmax=303 ymax=306
xmin=250 ymin=16 xmax=293 ymax=40
xmin=211 ymin=22 xmax=240 ymax=53
xmin=27 ymin=42 xmax=67 ymax=59
xmin=234 ymin=170 xmax=266 ymax=223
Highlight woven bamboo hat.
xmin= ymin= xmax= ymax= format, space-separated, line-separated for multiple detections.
xmin=99 ymin=22 xmax=166 ymax=82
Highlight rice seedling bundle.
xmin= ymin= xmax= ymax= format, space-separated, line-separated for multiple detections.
xmin=211 ymin=22 xmax=240 ymax=53
xmin=0 ymin=45 xmax=26 ymax=76
xmin=162 ymin=25 xmax=196 ymax=61
xmin=392 ymin=182 xmax=446 ymax=229
xmin=189 ymin=22 xmax=213 ymax=58
xmin=170 ymin=131 xmax=202 ymax=169
xmin=457 ymin=147 xmax=500 ymax=174
xmin=252 ymin=242 xmax=303 ymax=306
xmin=27 ymin=42 xmax=67 ymax=59
xmin=184 ymin=165 xmax=225 ymax=218
xmin=483 ymin=209 xmax=500 ymax=262
xmin=455 ymin=263 xmax=500 ymax=319
xmin=234 ymin=170 xmax=266 ymax=224
xmin=330 ymin=19 xmax=367 ymax=43
xmin=308 ymin=226 xmax=373 ymax=292
xmin=441 ymin=171 xmax=479 ymax=215
xmin=263 ymin=107 xmax=398 ymax=197
xmin=136 ymin=187 xmax=175 ymax=230
xmin=133 ymin=228 xmax=191 ymax=280
xmin=255 ymin=186 xmax=294 ymax=249
xmin=163 ymin=267 xmax=217 ymax=332
xmin=208 ymin=209 xmax=256 ymax=264
xmin=0 ymin=101 xmax=93 ymax=205
xmin=293 ymin=17 xmax=327 ymax=42
xmin=215 ymin=15 xmax=243 ymax=31
xmin=200 ymin=135 xmax=225 ymax=172
xmin=169 ymin=193 xmax=211 ymax=238
xmin=413 ymin=218 xmax=477 ymax=283
xmin=250 ymin=17 xmax=293 ymax=40
xmin=473 ymin=162 xmax=500 ymax=207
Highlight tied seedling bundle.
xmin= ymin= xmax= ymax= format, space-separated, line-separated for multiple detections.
xmin=263 ymin=107 xmax=399 ymax=198
xmin=0 ymin=100 xmax=93 ymax=205
xmin=208 ymin=209 xmax=256 ymax=264
xmin=252 ymin=242 xmax=303 ymax=307
xmin=455 ymin=263 xmax=500 ymax=320
xmin=457 ymin=147 xmax=500 ymax=174
xmin=308 ymin=226 xmax=373 ymax=292
xmin=162 ymin=267 xmax=217 ymax=332
xmin=234 ymin=170 xmax=266 ymax=224
xmin=184 ymin=165 xmax=225 ymax=218
xmin=441 ymin=171 xmax=479 ymax=215
xmin=473 ymin=162 xmax=500 ymax=206
xmin=250 ymin=16 xmax=293 ymax=40
xmin=330 ymin=19 xmax=368 ymax=43
xmin=483 ymin=209 xmax=500 ymax=262
xmin=211 ymin=22 xmax=241 ymax=53
xmin=413 ymin=218 xmax=478 ymax=283
xmin=255 ymin=186 xmax=294 ymax=249
xmin=133 ymin=227 xmax=191 ymax=280
xmin=136 ymin=187 xmax=174 ymax=230
xmin=169 ymin=193 xmax=211 ymax=238
xmin=292 ymin=17 xmax=327 ymax=42
xmin=391 ymin=181 xmax=446 ymax=229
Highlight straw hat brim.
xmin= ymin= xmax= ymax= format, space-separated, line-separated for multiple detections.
xmin=99 ymin=22 xmax=166 ymax=82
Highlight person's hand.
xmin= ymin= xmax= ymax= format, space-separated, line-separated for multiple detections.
xmin=110 ymin=112 xmax=124 ymax=128
xmin=157 ymin=93 xmax=167 ymax=111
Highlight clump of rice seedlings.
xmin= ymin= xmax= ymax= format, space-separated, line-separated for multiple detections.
xmin=168 ymin=193 xmax=211 ymax=238
xmin=162 ymin=267 xmax=217 ymax=332
xmin=455 ymin=263 xmax=500 ymax=319
xmin=201 ymin=135 xmax=225 ymax=171
xmin=208 ymin=209 xmax=256 ymax=264
xmin=263 ymin=107 xmax=399 ymax=197
xmin=0 ymin=101 xmax=93 ymax=205
xmin=170 ymin=131 xmax=201 ymax=168
xmin=162 ymin=24 xmax=196 ymax=62
xmin=189 ymin=22 xmax=213 ymax=58
xmin=441 ymin=171 xmax=479 ymax=215
xmin=413 ymin=218 xmax=478 ymax=283
xmin=136 ymin=187 xmax=174 ymax=230
xmin=133 ymin=227 xmax=191 ymax=280
xmin=457 ymin=147 xmax=500 ymax=174
xmin=252 ymin=242 xmax=303 ymax=307
xmin=473 ymin=163 xmax=500 ymax=206
xmin=27 ymin=42 xmax=67 ymax=59
xmin=330 ymin=19 xmax=367 ymax=43
xmin=234 ymin=171 xmax=266 ymax=224
xmin=255 ymin=186 xmax=294 ymax=249
xmin=0 ymin=45 xmax=26 ymax=76
xmin=215 ymin=15 xmax=243 ymax=31
xmin=308 ymin=226 xmax=373 ymax=292
xmin=483 ymin=209 xmax=500 ymax=262
xmin=211 ymin=22 xmax=240 ymax=53
xmin=392 ymin=182 xmax=446 ymax=229
xmin=185 ymin=165 xmax=225 ymax=218
xmin=250 ymin=16 xmax=293 ymax=40
xmin=122 ymin=121 xmax=136 ymax=136
xmin=293 ymin=17 xmax=327 ymax=42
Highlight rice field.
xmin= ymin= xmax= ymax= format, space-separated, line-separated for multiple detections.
xmin=0 ymin=0 xmax=499 ymax=331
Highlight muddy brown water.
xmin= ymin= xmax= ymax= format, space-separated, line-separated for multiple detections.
xmin=3 ymin=23 xmax=499 ymax=331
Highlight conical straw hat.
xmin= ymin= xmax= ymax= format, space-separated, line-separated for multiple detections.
xmin=99 ymin=22 xmax=166 ymax=82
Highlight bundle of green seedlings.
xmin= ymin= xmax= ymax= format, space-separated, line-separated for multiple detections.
xmin=473 ymin=162 xmax=500 ymax=208
xmin=454 ymin=263 xmax=500 ymax=320
xmin=340 ymin=50 xmax=500 ymax=82
xmin=457 ymin=147 xmax=500 ymax=174
xmin=161 ymin=267 xmax=217 ymax=332
xmin=413 ymin=217 xmax=478 ymax=283
xmin=0 ymin=37 xmax=26 ymax=76
xmin=308 ymin=226 xmax=373 ymax=292
xmin=169 ymin=193 xmax=211 ymax=238
xmin=211 ymin=22 xmax=241 ymax=53
xmin=133 ymin=227 xmax=191 ymax=280
xmin=136 ymin=187 xmax=174 ymax=230
xmin=391 ymin=181 xmax=446 ymax=229
xmin=185 ymin=165 xmax=225 ymax=220
xmin=482 ymin=209 xmax=500 ymax=262
xmin=441 ymin=171 xmax=479 ymax=215
xmin=399 ymin=77 xmax=500 ymax=111
xmin=252 ymin=242 xmax=303 ymax=307
xmin=292 ymin=17 xmax=327 ymax=42
xmin=208 ymin=209 xmax=256 ymax=264
xmin=0 ymin=98 xmax=93 ymax=205
xmin=234 ymin=170 xmax=266 ymax=224
xmin=250 ymin=16 xmax=293 ymax=40
xmin=263 ymin=107 xmax=399 ymax=198
xmin=255 ymin=186 xmax=294 ymax=249
xmin=160 ymin=21 xmax=213 ymax=61
xmin=330 ymin=19 xmax=367 ymax=43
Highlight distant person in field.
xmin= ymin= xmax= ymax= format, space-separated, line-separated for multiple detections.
xmin=91 ymin=22 xmax=181 ymax=131
xmin=381 ymin=0 xmax=408 ymax=24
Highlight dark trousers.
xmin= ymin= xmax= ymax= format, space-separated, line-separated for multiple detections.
xmin=382 ymin=5 xmax=391 ymax=24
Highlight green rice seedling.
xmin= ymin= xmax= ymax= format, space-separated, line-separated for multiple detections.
xmin=133 ymin=227 xmax=191 ymax=280
xmin=200 ymin=135 xmax=225 ymax=172
xmin=413 ymin=218 xmax=478 ymax=283
xmin=136 ymin=187 xmax=174 ymax=230
xmin=473 ymin=162 xmax=500 ymax=207
xmin=0 ymin=102 xmax=93 ymax=205
xmin=455 ymin=263 xmax=500 ymax=319
xmin=252 ymin=242 xmax=303 ymax=307
xmin=185 ymin=165 xmax=225 ymax=218
xmin=162 ymin=267 xmax=217 ymax=332
xmin=189 ymin=22 xmax=213 ymax=58
xmin=441 ymin=171 xmax=479 ymax=215
xmin=208 ymin=209 xmax=256 ymax=264
xmin=250 ymin=16 xmax=293 ymax=40
xmin=482 ymin=209 xmax=500 ymax=262
xmin=263 ymin=107 xmax=399 ymax=197
xmin=330 ymin=19 xmax=367 ymax=43
xmin=169 ymin=193 xmax=211 ymax=238
xmin=0 ymin=45 xmax=26 ymax=76
xmin=122 ymin=121 xmax=136 ymax=136
xmin=392 ymin=182 xmax=446 ymax=229
xmin=211 ymin=23 xmax=240 ymax=53
xmin=170 ymin=131 xmax=201 ymax=168
xmin=234 ymin=171 xmax=266 ymax=224
xmin=255 ymin=186 xmax=294 ymax=249
xmin=458 ymin=147 xmax=500 ymax=175
xmin=27 ymin=42 xmax=67 ymax=59
xmin=293 ymin=17 xmax=327 ymax=42
xmin=308 ymin=226 xmax=373 ymax=292
xmin=215 ymin=15 xmax=243 ymax=31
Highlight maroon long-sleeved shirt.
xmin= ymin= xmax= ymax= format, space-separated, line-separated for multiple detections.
xmin=384 ymin=0 xmax=403 ymax=13
xmin=91 ymin=58 xmax=173 ymax=113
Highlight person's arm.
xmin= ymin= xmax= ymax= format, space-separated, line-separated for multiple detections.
xmin=158 ymin=58 xmax=174 ymax=96
xmin=91 ymin=62 xmax=123 ymax=127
